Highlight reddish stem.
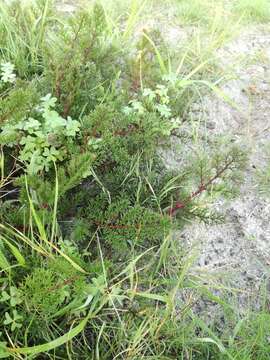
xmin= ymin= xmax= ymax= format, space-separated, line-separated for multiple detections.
xmin=94 ymin=220 xmax=140 ymax=230
xmin=169 ymin=158 xmax=234 ymax=216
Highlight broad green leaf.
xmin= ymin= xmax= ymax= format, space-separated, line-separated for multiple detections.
xmin=130 ymin=291 xmax=168 ymax=303
xmin=1 ymin=238 xmax=25 ymax=267
xmin=0 ymin=250 xmax=9 ymax=271
xmin=5 ymin=312 xmax=91 ymax=356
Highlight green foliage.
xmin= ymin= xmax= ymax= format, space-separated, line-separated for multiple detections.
xmin=0 ymin=286 xmax=22 ymax=308
xmin=256 ymin=144 xmax=270 ymax=196
xmin=23 ymin=267 xmax=71 ymax=317
xmin=0 ymin=93 xmax=82 ymax=174
xmin=3 ymin=310 xmax=23 ymax=332
xmin=234 ymin=0 xmax=270 ymax=22
xmin=0 ymin=0 xmax=265 ymax=359
xmin=43 ymin=3 xmax=122 ymax=117
xmin=0 ymin=62 xmax=16 ymax=84
xmin=127 ymin=28 xmax=168 ymax=91
xmin=177 ymin=0 xmax=209 ymax=25
xmin=89 ymin=196 xmax=171 ymax=253
xmin=0 ymin=0 xmax=55 ymax=77
xmin=0 ymin=80 xmax=39 ymax=126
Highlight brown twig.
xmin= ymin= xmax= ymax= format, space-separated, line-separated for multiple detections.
xmin=48 ymin=275 xmax=81 ymax=292
xmin=169 ymin=158 xmax=235 ymax=216
xmin=0 ymin=110 xmax=14 ymax=124
xmin=94 ymin=220 xmax=141 ymax=230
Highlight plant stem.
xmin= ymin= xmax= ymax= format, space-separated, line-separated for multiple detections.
xmin=169 ymin=158 xmax=234 ymax=216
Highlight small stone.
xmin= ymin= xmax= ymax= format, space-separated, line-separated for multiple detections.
xmin=206 ymin=121 xmax=216 ymax=130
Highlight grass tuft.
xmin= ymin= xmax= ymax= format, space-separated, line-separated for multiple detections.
xmin=234 ymin=0 xmax=270 ymax=22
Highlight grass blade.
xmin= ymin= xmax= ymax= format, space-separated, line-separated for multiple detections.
xmin=4 ymin=312 xmax=91 ymax=356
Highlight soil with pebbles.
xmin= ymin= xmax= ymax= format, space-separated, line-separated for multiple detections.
xmin=172 ymin=25 xmax=270 ymax=315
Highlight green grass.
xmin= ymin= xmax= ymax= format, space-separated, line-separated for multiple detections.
xmin=0 ymin=0 xmax=56 ymax=76
xmin=0 ymin=0 xmax=269 ymax=358
xmin=233 ymin=0 xmax=270 ymax=23
xmin=176 ymin=0 xmax=215 ymax=26
xmin=175 ymin=0 xmax=270 ymax=25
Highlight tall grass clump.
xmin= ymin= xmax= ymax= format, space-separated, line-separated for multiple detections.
xmin=0 ymin=0 xmax=56 ymax=77
xmin=233 ymin=0 xmax=270 ymax=23
xmin=176 ymin=0 xmax=209 ymax=25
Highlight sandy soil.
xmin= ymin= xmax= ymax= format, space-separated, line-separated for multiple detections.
xmin=176 ymin=25 xmax=270 ymax=314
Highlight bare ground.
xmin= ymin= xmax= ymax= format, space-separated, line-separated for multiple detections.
xmin=176 ymin=25 xmax=270 ymax=314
